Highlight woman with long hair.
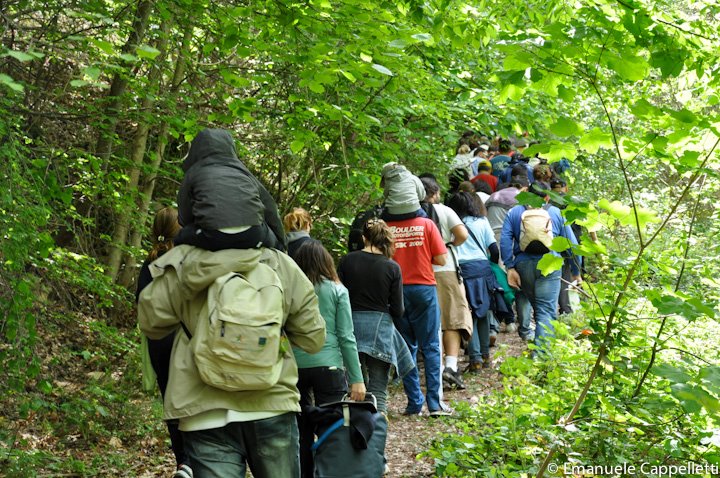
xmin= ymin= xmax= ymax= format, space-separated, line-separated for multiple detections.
xmin=292 ymin=241 xmax=365 ymax=478
xmin=136 ymin=207 xmax=191 ymax=478
xmin=448 ymin=192 xmax=503 ymax=371
xmin=337 ymin=219 xmax=413 ymax=413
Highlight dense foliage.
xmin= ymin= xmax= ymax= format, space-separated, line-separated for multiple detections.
xmin=1 ymin=0 xmax=719 ymax=475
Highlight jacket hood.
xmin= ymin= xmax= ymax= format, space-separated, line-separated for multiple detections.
xmin=150 ymin=246 xmax=268 ymax=298
xmin=381 ymin=162 xmax=410 ymax=182
xmin=183 ymin=128 xmax=238 ymax=172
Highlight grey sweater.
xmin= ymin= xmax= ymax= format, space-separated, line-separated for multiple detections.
xmin=381 ymin=162 xmax=424 ymax=215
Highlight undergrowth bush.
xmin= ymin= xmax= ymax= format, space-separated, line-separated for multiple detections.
xmin=424 ymin=316 xmax=720 ymax=477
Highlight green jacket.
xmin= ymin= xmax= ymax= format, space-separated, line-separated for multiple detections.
xmin=292 ymin=279 xmax=363 ymax=385
xmin=138 ymin=245 xmax=326 ymax=420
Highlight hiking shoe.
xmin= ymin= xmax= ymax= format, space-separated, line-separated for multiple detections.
xmin=465 ymin=361 xmax=483 ymax=374
xmin=173 ymin=464 xmax=193 ymax=478
xmin=428 ymin=409 xmax=453 ymax=417
xmin=489 ymin=333 xmax=497 ymax=347
xmin=506 ymin=323 xmax=517 ymax=334
xmin=482 ymin=355 xmax=492 ymax=369
xmin=442 ymin=367 xmax=466 ymax=390
xmin=402 ymin=408 xmax=424 ymax=416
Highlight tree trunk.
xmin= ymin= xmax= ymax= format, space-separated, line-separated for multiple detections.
xmin=117 ymin=29 xmax=192 ymax=288
xmin=106 ymin=20 xmax=170 ymax=279
xmin=94 ymin=0 xmax=154 ymax=162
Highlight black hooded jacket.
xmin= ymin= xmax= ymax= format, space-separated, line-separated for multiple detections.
xmin=177 ymin=128 xmax=287 ymax=249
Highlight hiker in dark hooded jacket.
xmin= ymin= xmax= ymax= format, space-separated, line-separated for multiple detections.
xmin=175 ymin=128 xmax=287 ymax=251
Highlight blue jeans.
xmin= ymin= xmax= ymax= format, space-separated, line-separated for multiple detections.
xmin=183 ymin=413 xmax=300 ymax=478
xmin=516 ymin=293 xmax=534 ymax=340
xmin=467 ymin=312 xmax=490 ymax=362
xmin=515 ymin=259 xmax=561 ymax=350
xmin=359 ymin=353 xmax=391 ymax=413
xmin=395 ymin=285 xmax=442 ymax=413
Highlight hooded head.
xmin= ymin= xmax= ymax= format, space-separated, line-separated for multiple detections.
xmin=183 ymin=128 xmax=238 ymax=172
xmin=380 ymin=162 xmax=410 ymax=187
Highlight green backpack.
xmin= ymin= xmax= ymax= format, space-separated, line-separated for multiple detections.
xmin=185 ymin=260 xmax=287 ymax=392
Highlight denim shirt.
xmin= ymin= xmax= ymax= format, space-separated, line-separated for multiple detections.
xmin=351 ymin=311 xmax=416 ymax=379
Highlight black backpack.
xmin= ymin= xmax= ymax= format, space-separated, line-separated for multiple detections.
xmin=347 ymin=205 xmax=385 ymax=252
xmin=420 ymin=201 xmax=441 ymax=230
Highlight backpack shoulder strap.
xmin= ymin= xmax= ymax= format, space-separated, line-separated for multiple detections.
xmin=180 ymin=321 xmax=192 ymax=340
xmin=464 ymin=220 xmax=490 ymax=260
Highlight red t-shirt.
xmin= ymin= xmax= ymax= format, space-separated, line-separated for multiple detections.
xmin=470 ymin=172 xmax=498 ymax=192
xmin=387 ymin=217 xmax=447 ymax=285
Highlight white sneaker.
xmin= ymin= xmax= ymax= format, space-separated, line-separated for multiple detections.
xmin=506 ymin=323 xmax=517 ymax=334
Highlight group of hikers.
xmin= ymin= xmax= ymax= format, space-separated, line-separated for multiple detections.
xmin=137 ymin=128 xmax=586 ymax=478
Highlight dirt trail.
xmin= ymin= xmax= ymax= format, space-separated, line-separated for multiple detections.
xmin=384 ymin=333 xmax=527 ymax=477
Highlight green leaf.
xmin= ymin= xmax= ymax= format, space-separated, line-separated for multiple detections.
xmin=579 ymin=128 xmax=613 ymax=154
xmin=609 ymin=53 xmax=650 ymax=82
xmin=670 ymin=383 xmax=702 ymax=413
xmin=598 ymin=198 xmax=632 ymax=221
xmin=549 ymin=117 xmax=583 ymax=137
xmin=497 ymin=83 xmax=525 ymax=103
xmin=0 ymin=73 xmax=24 ymax=92
xmin=372 ymin=64 xmax=393 ymax=76
xmin=503 ymin=50 xmax=535 ymax=70
xmin=338 ymin=70 xmax=356 ymax=83
xmin=360 ymin=53 xmax=372 ymax=63
xmin=671 ymin=384 xmax=719 ymax=414
xmin=388 ymin=39 xmax=408 ymax=49
xmin=309 ymin=81 xmax=325 ymax=93
xmin=84 ymin=66 xmax=101 ymax=81
xmin=411 ymin=33 xmax=432 ymax=42
xmin=685 ymin=298 xmax=716 ymax=319
xmin=91 ymin=39 xmax=114 ymax=55
xmin=136 ymin=44 xmax=161 ymax=60
xmin=650 ymin=49 xmax=685 ymax=78
xmin=537 ymin=254 xmax=564 ymax=276
xmin=549 ymin=236 xmax=572 ymax=253
xmin=699 ymin=367 xmax=720 ymax=394
xmin=630 ymin=99 xmax=663 ymax=119
xmin=515 ymin=192 xmax=545 ymax=208
xmin=70 ymin=79 xmax=89 ymax=87
xmin=651 ymin=294 xmax=715 ymax=321
xmin=523 ymin=143 xmax=550 ymax=158
xmin=557 ymin=85 xmax=576 ymax=102
xmin=668 ymin=108 xmax=697 ymax=124
xmin=38 ymin=380 xmax=53 ymax=394
xmin=290 ymin=140 xmax=305 ymax=154
xmin=6 ymin=50 xmax=35 ymax=62
xmin=574 ymin=240 xmax=606 ymax=257
xmin=546 ymin=141 xmax=577 ymax=161
xmin=652 ymin=363 xmax=692 ymax=383
xmin=634 ymin=207 xmax=660 ymax=228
